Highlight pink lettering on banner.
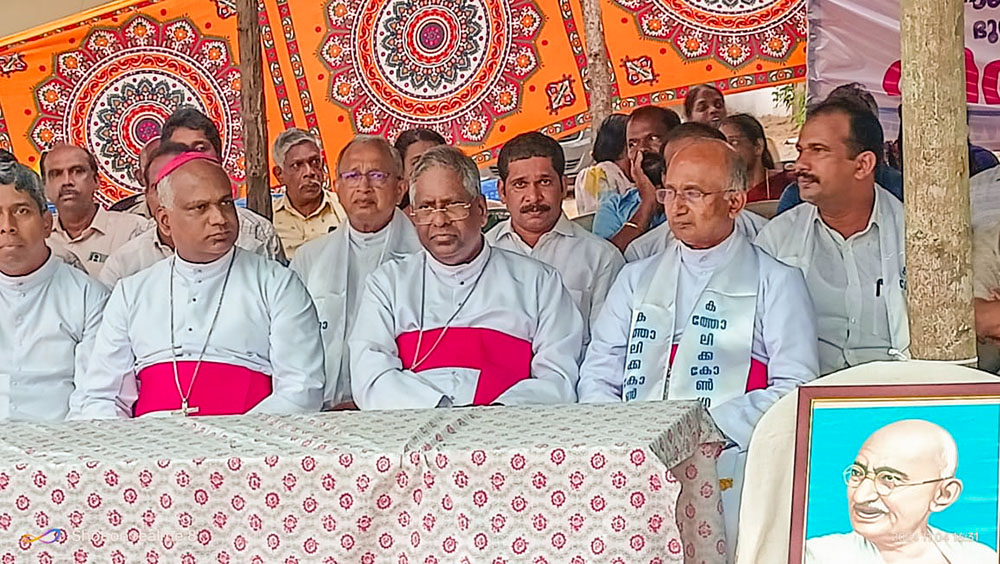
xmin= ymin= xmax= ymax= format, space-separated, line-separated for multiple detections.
xmin=883 ymin=49 xmax=982 ymax=103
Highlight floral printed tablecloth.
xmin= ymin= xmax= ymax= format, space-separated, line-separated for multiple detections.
xmin=0 ymin=401 xmax=727 ymax=564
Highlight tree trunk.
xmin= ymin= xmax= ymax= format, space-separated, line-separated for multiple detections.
xmin=236 ymin=0 xmax=272 ymax=220
xmin=901 ymin=0 xmax=975 ymax=361
xmin=580 ymin=0 xmax=613 ymax=129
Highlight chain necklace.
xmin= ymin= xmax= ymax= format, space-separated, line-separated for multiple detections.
xmin=167 ymin=250 xmax=237 ymax=416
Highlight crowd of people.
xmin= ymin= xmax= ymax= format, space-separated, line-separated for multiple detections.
xmin=3 ymin=80 xmax=1000 ymax=553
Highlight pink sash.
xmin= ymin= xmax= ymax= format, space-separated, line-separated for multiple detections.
xmin=668 ymin=344 xmax=768 ymax=393
xmin=134 ymin=361 xmax=272 ymax=417
xmin=396 ymin=327 xmax=533 ymax=405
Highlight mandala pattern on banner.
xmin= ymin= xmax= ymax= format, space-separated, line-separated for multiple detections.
xmin=611 ymin=0 xmax=806 ymax=70
xmin=320 ymin=0 xmax=543 ymax=144
xmin=27 ymin=14 xmax=244 ymax=204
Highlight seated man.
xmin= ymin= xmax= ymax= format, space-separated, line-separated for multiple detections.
xmin=100 ymin=142 xmax=285 ymax=287
xmin=592 ymin=105 xmax=681 ymax=251
xmin=756 ymin=99 xmax=909 ymax=375
xmin=0 ymin=162 xmax=109 ymax=420
xmin=350 ymin=146 xmax=584 ymax=409
xmin=806 ymin=420 xmax=998 ymax=563
xmin=161 ymin=106 xmax=286 ymax=264
xmin=486 ymin=132 xmax=623 ymax=345
xmin=42 ymin=144 xmax=149 ymax=277
xmin=625 ymin=122 xmax=768 ymax=262
xmin=291 ymin=135 xmax=422 ymax=410
xmin=271 ymin=128 xmax=346 ymax=258
xmin=70 ymin=154 xmax=324 ymax=418
xmin=578 ymin=139 xmax=818 ymax=549
xmin=108 ymin=137 xmax=161 ymax=217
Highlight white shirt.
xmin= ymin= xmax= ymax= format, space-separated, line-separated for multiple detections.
xmin=579 ymin=231 xmax=818 ymax=448
xmin=0 ymin=252 xmax=109 ymax=421
xmin=349 ymin=242 xmax=584 ymax=410
xmin=48 ymin=207 xmax=149 ymax=277
xmin=69 ymin=247 xmax=325 ymax=419
xmin=99 ymin=207 xmax=286 ymax=287
xmin=486 ymin=214 xmax=624 ymax=344
xmin=805 ymin=529 xmax=998 ymax=564
xmin=290 ymin=210 xmax=423 ymax=406
xmin=624 ymin=210 xmax=768 ymax=262
xmin=971 ymin=165 xmax=1000 ymax=232
xmin=755 ymin=186 xmax=908 ymax=375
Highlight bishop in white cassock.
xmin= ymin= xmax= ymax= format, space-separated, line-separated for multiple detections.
xmin=485 ymin=132 xmax=623 ymax=345
xmin=755 ymin=100 xmax=909 ymax=375
xmin=70 ymin=154 xmax=324 ymax=419
xmin=350 ymin=146 xmax=584 ymax=410
xmin=291 ymin=135 xmax=422 ymax=410
xmin=0 ymin=162 xmax=109 ymax=421
xmin=578 ymin=139 xmax=819 ymax=556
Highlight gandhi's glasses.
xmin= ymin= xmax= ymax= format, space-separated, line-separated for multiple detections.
xmin=410 ymin=202 xmax=473 ymax=225
xmin=843 ymin=464 xmax=952 ymax=496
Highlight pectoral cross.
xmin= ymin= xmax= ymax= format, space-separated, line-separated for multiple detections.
xmin=173 ymin=399 xmax=199 ymax=417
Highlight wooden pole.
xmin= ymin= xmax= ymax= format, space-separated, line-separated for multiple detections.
xmin=236 ymin=0 xmax=272 ymax=220
xmin=580 ymin=0 xmax=613 ymax=129
xmin=901 ymin=0 xmax=976 ymax=361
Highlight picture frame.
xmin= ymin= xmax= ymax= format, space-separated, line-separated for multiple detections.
xmin=788 ymin=383 xmax=1000 ymax=564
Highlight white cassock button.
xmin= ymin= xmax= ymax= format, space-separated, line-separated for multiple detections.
xmin=850 ymin=318 xmax=857 ymax=324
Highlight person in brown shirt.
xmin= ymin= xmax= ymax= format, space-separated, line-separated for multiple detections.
xmin=42 ymin=144 xmax=149 ymax=277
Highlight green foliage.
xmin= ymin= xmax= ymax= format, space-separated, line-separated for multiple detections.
xmin=773 ymin=83 xmax=806 ymax=128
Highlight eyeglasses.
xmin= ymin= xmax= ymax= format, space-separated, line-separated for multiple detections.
xmin=842 ymin=464 xmax=953 ymax=496
xmin=655 ymin=188 xmax=734 ymax=204
xmin=409 ymin=202 xmax=473 ymax=225
xmin=338 ymin=170 xmax=396 ymax=186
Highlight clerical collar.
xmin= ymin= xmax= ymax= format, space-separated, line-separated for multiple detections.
xmin=426 ymin=238 xmax=491 ymax=285
xmin=0 ymin=249 xmax=58 ymax=291
xmin=347 ymin=218 xmax=391 ymax=246
xmin=678 ymin=227 xmax=738 ymax=272
xmin=174 ymin=247 xmax=237 ymax=280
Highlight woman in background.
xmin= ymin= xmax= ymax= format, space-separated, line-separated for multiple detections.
xmin=684 ymin=84 xmax=727 ymax=128
xmin=720 ymin=113 xmax=794 ymax=202
xmin=575 ymin=113 xmax=632 ymax=215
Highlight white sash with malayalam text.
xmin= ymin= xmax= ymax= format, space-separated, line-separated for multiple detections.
xmin=623 ymin=234 xmax=759 ymax=408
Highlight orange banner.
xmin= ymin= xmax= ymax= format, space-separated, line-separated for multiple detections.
xmin=0 ymin=0 xmax=804 ymax=205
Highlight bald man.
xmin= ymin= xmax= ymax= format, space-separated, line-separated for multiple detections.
xmin=806 ymin=420 xmax=997 ymax=563
xmin=70 ymin=154 xmax=324 ymax=419
xmin=579 ymin=139 xmax=818 ymax=554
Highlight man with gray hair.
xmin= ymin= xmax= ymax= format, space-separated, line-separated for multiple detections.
xmin=0 ymin=161 xmax=110 ymax=420
xmin=349 ymin=145 xmax=584 ymax=410
xmin=291 ymin=134 xmax=421 ymax=410
xmin=71 ymin=152 xmax=324 ymax=418
xmin=578 ymin=138 xmax=819 ymax=554
xmin=271 ymin=127 xmax=346 ymax=258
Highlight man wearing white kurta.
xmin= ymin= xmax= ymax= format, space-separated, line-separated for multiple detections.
xmin=623 ymin=121 xmax=769 ymax=262
xmin=350 ymin=146 xmax=584 ymax=410
xmin=99 ymin=142 xmax=285 ymax=287
xmin=291 ymin=136 xmax=422 ymax=410
xmin=486 ymin=132 xmax=623 ymax=344
xmin=755 ymin=99 xmax=908 ymax=375
xmin=71 ymin=154 xmax=323 ymax=418
xmin=0 ymin=162 xmax=109 ymax=421
xmin=578 ymin=139 xmax=819 ymax=555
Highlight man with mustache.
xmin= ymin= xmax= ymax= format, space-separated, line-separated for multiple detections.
xmin=592 ymin=106 xmax=681 ymax=251
xmin=291 ymin=135 xmax=422 ymax=410
xmin=42 ymin=144 xmax=149 ymax=277
xmin=160 ymin=106 xmax=286 ymax=264
xmin=624 ymin=122 xmax=769 ymax=262
xmin=349 ymin=145 xmax=583 ymax=409
xmin=486 ymin=132 xmax=623 ymax=346
xmin=99 ymin=142 xmax=290 ymax=287
xmin=756 ymin=99 xmax=908 ymax=375
xmin=806 ymin=420 xmax=997 ymax=563
xmin=0 ymin=161 xmax=109 ymax=420
xmin=70 ymin=153 xmax=324 ymax=418
xmin=271 ymin=128 xmax=346 ymax=258
xmin=579 ymin=139 xmax=818 ymax=555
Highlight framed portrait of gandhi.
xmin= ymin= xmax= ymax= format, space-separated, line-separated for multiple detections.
xmin=788 ymin=383 xmax=1000 ymax=564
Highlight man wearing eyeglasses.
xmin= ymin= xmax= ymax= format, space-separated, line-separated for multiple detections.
xmin=271 ymin=128 xmax=347 ymax=258
xmin=805 ymin=419 xmax=997 ymax=563
xmin=291 ymin=135 xmax=421 ymax=410
xmin=579 ymin=138 xmax=818 ymax=554
xmin=349 ymin=145 xmax=584 ymax=410
xmin=486 ymin=132 xmax=623 ymax=347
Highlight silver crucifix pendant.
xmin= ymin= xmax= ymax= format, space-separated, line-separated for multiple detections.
xmin=175 ymin=399 xmax=199 ymax=416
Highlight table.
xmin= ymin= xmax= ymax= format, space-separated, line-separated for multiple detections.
xmin=0 ymin=402 xmax=727 ymax=563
